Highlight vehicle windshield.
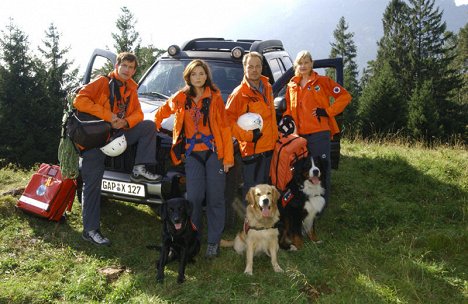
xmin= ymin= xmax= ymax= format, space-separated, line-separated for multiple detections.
xmin=138 ymin=59 xmax=244 ymax=102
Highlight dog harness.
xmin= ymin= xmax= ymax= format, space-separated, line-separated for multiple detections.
xmin=243 ymin=218 xmax=276 ymax=234
xmin=281 ymin=188 xmax=294 ymax=208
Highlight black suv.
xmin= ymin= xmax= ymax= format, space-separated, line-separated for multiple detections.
xmin=80 ymin=38 xmax=343 ymax=208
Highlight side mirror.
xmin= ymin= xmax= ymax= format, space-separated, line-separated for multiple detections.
xmin=274 ymin=96 xmax=286 ymax=112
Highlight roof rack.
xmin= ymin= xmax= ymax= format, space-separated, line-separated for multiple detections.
xmin=250 ymin=40 xmax=284 ymax=54
xmin=181 ymin=38 xmax=257 ymax=52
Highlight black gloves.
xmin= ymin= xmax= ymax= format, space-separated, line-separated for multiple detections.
xmin=315 ymin=108 xmax=328 ymax=117
xmin=315 ymin=108 xmax=328 ymax=122
xmin=252 ymin=128 xmax=263 ymax=143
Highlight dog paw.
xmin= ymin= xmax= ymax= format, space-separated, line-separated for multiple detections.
xmin=177 ymin=276 xmax=185 ymax=284
xmin=156 ymin=275 xmax=164 ymax=283
xmin=289 ymin=245 xmax=298 ymax=251
xmin=274 ymin=265 xmax=284 ymax=273
xmin=244 ymin=270 xmax=253 ymax=276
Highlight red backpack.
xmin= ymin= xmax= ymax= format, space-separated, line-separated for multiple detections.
xmin=270 ymin=134 xmax=308 ymax=191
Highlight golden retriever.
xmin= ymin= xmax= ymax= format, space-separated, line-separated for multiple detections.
xmin=232 ymin=184 xmax=283 ymax=275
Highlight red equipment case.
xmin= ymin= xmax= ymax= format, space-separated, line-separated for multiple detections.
xmin=17 ymin=163 xmax=76 ymax=222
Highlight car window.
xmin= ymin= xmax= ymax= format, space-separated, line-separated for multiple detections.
xmin=268 ymin=58 xmax=283 ymax=82
xmin=282 ymin=56 xmax=293 ymax=70
xmin=138 ymin=60 xmax=185 ymax=98
xmin=138 ymin=59 xmax=244 ymax=102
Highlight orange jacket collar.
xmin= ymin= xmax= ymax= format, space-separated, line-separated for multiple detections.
xmin=109 ymin=70 xmax=138 ymax=90
xmin=240 ymin=75 xmax=270 ymax=94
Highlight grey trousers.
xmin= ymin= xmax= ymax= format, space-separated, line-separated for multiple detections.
xmin=185 ymin=150 xmax=225 ymax=245
xmin=241 ymin=151 xmax=273 ymax=203
xmin=301 ymin=131 xmax=331 ymax=205
xmin=81 ymin=120 xmax=156 ymax=232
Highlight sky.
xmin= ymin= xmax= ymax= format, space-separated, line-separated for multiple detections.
xmin=1 ymin=0 xmax=467 ymax=77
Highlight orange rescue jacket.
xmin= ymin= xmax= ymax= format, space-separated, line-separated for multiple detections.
xmin=73 ymin=71 xmax=143 ymax=128
xmin=154 ymin=87 xmax=234 ymax=167
xmin=284 ymin=72 xmax=351 ymax=137
xmin=226 ymin=76 xmax=278 ymax=157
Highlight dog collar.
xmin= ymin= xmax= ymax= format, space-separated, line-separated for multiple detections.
xmin=243 ymin=219 xmax=276 ymax=234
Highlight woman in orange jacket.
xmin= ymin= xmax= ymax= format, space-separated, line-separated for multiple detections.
xmin=154 ymin=59 xmax=234 ymax=258
xmin=283 ymin=50 xmax=351 ymax=206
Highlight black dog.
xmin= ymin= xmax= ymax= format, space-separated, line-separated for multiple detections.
xmin=277 ymin=156 xmax=326 ymax=250
xmin=156 ymin=198 xmax=200 ymax=284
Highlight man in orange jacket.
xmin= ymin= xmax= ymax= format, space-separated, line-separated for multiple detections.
xmin=226 ymin=52 xmax=278 ymax=202
xmin=74 ymin=52 xmax=161 ymax=246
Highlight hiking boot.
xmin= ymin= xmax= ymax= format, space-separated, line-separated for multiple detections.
xmin=205 ymin=243 xmax=219 ymax=259
xmin=130 ymin=165 xmax=162 ymax=183
xmin=82 ymin=229 xmax=111 ymax=246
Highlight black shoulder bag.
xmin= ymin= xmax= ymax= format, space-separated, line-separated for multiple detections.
xmin=66 ymin=76 xmax=119 ymax=150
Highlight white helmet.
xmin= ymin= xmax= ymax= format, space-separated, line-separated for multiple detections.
xmin=100 ymin=134 xmax=127 ymax=157
xmin=237 ymin=112 xmax=263 ymax=131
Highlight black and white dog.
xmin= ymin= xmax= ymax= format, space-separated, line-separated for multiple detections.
xmin=277 ymin=156 xmax=326 ymax=250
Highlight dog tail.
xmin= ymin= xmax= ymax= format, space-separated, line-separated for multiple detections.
xmin=220 ymin=239 xmax=234 ymax=247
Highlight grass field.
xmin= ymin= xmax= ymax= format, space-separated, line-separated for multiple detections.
xmin=0 ymin=139 xmax=466 ymax=303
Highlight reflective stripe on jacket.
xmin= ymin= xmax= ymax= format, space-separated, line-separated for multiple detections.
xmin=73 ymin=71 xmax=143 ymax=128
xmin=284 ymin=72 xmax=351 ymax=137
xmin=154 ymin=87 xmax=234 ymax=167
xmin=226 ymin=76 xmax=278 ymax=157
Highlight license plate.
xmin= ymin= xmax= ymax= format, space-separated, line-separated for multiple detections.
xmin=101 ymin=179 xmax=145 ymax=197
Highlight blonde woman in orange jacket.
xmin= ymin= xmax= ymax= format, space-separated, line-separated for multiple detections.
xmin=155 ymin=59 xmax=233 ymax=258
xmin=283 ymin=50 xmax=351 ymax=206
xmin=226 ymin=52 xmax=278 ymax=201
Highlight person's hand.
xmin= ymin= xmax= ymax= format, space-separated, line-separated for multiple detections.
xmin=313 ymin=108 xmax=328 ymax=117
xmin=252 ymin=128 xmax=262 ymax=143
xmin=111 ymin=118 xmax=128 ymax=129
xmin=224 ymin=163 xmax=233 ymax=173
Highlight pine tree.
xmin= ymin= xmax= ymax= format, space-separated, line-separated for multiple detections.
xmin=406 ymin=0 xmax=462 ymax=140
xmin=112 ymin=6 xmax=141 ymax=54
xmin=328 ymin=16 xmax=360 ymax=133
xmin=407 ymin=79 xmax=440 ymax=141
xmin=110 ymin=6 xmax=163 ymax=81
xmin=358 ymin=62 xmax=405 ymax=136
xmin=442 ymin=23 xmax=468 ymax=143
xmin=0 ymin=19 xmax=42 ymax=166
xmin=137 ymin=44 xmax=165 ymax=80
xmin=35 ymin=23 xmax=79 ymax=164
xmin=357 ymin=1 xmax=410 ymax=136
xmin=375 ymin=0 xmax=412 ymax=97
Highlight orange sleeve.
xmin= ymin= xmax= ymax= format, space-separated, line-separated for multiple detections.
xmin=73 ymin=76 xmax=114 ymax=122
xmin=323 ymin=77 xmax=351 ymax=118
xmin=225 ymin=92 xmax=254 ymax=142
xmin=154 ymin=94 xmax=180 ymax=129
xmin=214 ymin=94 xmax=234 ymax=166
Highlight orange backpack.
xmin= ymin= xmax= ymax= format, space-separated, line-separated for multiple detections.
xmin=270 ymin=134 xmax=308 ymax=191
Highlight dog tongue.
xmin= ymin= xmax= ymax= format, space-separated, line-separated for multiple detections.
xmin=174 ymin=223 xmax=182 ymax=230
xmin=310 ymin=176 xmax=320 ymax=185
xmin=262 ymin=207 xmax=270 ymax=217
